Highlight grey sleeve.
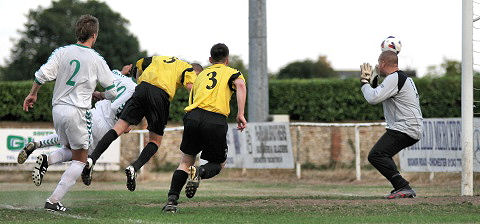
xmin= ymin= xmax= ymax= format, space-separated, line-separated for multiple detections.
xmin=361 ymin=73 xmax=398 ymax=105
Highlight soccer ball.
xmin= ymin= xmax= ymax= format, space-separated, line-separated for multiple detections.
xmin=380 ymin=36 xmax=402 ymax=54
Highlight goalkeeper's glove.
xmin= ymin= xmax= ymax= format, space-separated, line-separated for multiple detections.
xmin=370 ymin=65 xmax=379 ymax=88
xmin=360 ymin=63 xmax=372 ymax=84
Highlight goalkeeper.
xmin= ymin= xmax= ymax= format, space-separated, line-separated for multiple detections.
xmin=360 ymin=51 xmax=423 ymax=199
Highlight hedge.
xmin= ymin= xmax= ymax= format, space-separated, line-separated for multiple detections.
xmin=0 ymin=76 xmax=473 ymax=123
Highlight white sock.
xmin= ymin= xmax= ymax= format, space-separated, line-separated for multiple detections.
xmin=48 ymin=147 xmax=72 ymax=165
xmin=48 ymin=160 xmax=85 ymax=203
xmin=38 ymin=134 xmax=59 ymax=148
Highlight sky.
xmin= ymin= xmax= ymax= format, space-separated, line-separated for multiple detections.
xmin=0 ymin=0 xmax=466 ymax=76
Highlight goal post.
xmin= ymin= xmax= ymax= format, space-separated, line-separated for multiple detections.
xmin=462 ymin=0 xmax=474 ymax=196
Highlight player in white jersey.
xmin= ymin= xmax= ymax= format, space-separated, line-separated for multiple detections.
xmin=18 ymin=67 xmax=137 ymax=182
xmin=22 ymin=15 xmax=117 ymax=212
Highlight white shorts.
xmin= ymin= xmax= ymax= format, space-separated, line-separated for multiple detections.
xmin=52 ymin=105 xmax=91 ymax=150
xmin=89 ymin=107 xmax=113 ymax=154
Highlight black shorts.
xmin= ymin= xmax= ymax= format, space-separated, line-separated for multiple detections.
xmin=180 ymin=108 xmax=228 ymax=163
xmin=120 ymin=82 xmax=170 ymax=135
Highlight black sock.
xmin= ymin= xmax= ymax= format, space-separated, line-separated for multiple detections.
xmin=390 ymin=174 xmax=410 ymax=190
xmin=90 ymin=129 xmax=118 ymax=163
xmin=199 ymin=163 xmax=222 ymax=179
xmin=168 ymin=170 xmax=188 ymax=198
xmin=131 ymin=142 xmax=158 ymax=171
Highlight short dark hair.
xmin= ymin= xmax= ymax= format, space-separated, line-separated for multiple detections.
xmin=191 ymin=63 xmax=203 ymax=73
xmin=210 ymin=43 xmax=229 ymax=63
xmin=75 ymin=15 xmax=99 ymax=42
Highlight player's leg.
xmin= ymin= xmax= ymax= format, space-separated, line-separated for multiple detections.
xmin=44 ymin=105 xmax=88 ymax=212
xmin=163 ymin=112 xmax=202 ymax=212
xmin=48 ymin=146 xmax=73 ymax=165
xmin=45 ymin=148 xmax=87 ymax=212
xmin=83 ymin=88 xmax=147 ymax=185
xmin=32 ymin=146 xmax=73 ymax=186
xmin=124 ymin=83 xmax=169 ymax=191
xmin=185 ymin=109 xmax=228 ymax=198
xmin=367 ymin=129 xmax=418 ymax=198
xmin=18 ymin=133 xmax=60 ymax=164
xmin=89 ymin=89 xmax=147 ymax=165
xmin=88 ymin=119 xmax=129 ymax=164
xmin=163 ymin=153 xmax=196 ymax=213
xmin=32 ymin=111 xmax=70 ymax=187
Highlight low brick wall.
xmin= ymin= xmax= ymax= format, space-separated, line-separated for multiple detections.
xmin=126 ymin=123 xmax=388 ymax=172
xmin=0 ymin=122 xmax=388 ymax=172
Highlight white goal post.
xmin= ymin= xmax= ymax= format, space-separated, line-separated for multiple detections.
xmin=462 ymin=0 xmax=474 ymax=196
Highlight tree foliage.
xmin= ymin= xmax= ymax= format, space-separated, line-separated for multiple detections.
xmin=277 ymin=56 xmax=336 ymax=79
xmin=229 ymin=55 xmax=248 ymax=76
xmin=1 ymin=0 xmax=146 ymax=81
xmin=425 ymin=59 xmax=461 ymax=77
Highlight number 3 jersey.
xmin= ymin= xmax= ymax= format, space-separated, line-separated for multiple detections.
xmin=185 ymin=64 xmax=245 ymax=116
xmin=34 ymin=44 xmax=117 ymax=109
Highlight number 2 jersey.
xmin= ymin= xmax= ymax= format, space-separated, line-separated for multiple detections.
xmin=94 ymin=70 xmax=137 ymax=127
xmin=185 ymin=63 xmax=245 ymax=116
xmin=34 ymin=44 xmax=117 ymax=109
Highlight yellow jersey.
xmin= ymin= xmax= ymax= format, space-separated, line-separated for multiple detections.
xmin=185 ymin=63 xmax=245 ymax=116
xmin=137 ymin=56 xmax=196 ymax=101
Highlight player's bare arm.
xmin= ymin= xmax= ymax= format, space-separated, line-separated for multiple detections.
xmin=23 ymin=82 xmax=42 ymax=112
xmin=234 ymin=78 xmax=247 ymax=131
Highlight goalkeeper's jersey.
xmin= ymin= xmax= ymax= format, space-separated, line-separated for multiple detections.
xmin=361 ymin=70 xmax=423 ymax=140
xmin=137 ymin=56 xmax=196 ymax=101
xmin=95 ymin=70 xmax=137 ymax=127
xmin=185 ymin=63 xmax=245 ymax=116
xmin=34 ymin=44 xmax=117 ymax=109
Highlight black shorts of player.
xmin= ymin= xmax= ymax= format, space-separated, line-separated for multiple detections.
xmin=180 ymin=108 xmax=228 ymax=163
xmin=119 ymin=82 xmax=170 ymax=135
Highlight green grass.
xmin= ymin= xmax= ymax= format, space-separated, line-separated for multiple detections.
xmin=1 ymin=180 xmax=480 ymax=223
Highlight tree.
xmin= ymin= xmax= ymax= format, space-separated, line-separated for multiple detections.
xmin=425 ymin=58 xmax=461 ymax=77
xmin=229 ymin=55 xmax=248 ymax=77
xmin=1 ymin=0 xmax=146 ymax=81
xmin=277 ymin=56 xmax=337 ymax=79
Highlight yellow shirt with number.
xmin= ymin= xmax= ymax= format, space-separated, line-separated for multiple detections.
xmin=137 ymin=56 xmax=196 ymax=101
xmin=185 ymin=63 xmax=245 ymax=116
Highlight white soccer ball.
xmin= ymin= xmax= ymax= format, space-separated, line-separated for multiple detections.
xmin=380 ymin=36 xmax=402 ymax=54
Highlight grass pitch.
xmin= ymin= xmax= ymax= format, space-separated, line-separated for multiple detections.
xmin=1 ymin=171 xmax=480 ymax=223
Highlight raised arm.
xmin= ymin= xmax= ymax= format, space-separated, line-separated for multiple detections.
xmin=361 ymin=73 xmax=398 ymax=105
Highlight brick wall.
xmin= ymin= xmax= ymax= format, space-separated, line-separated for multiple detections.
xmin=127 ymin=124 xmax=388 ymax=172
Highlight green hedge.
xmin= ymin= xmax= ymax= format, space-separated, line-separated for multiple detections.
xmin=0 ymin=76 xmax=472 ymax=122
xmin=269 ymin=76 xmax=467 ymax=121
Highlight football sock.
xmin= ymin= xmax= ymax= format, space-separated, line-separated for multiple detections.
xmin=390 ymin=173 xmax=410 ymax=190
xmin=90 ymin=129 xmax=118 ymax=164
xmin=38 ymin=134 xmax=59 ymax=148
xmin=168 ymin=169 xmax=188 ymax=198
xmin=131 ymin=142 xmax=158 ymax=171
xmin=198 ymin=163 xmax=222 ymax=179
xmin=48 ymin=148 xmax=72 ymax=165
xmin=48 ymin=160 xmax=85 ymax=203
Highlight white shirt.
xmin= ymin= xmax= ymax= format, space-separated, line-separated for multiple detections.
xmin=94 ymin=70 xmax=137 ymax=127
xmin=34 ymin=44 xmax=117 ymax=109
